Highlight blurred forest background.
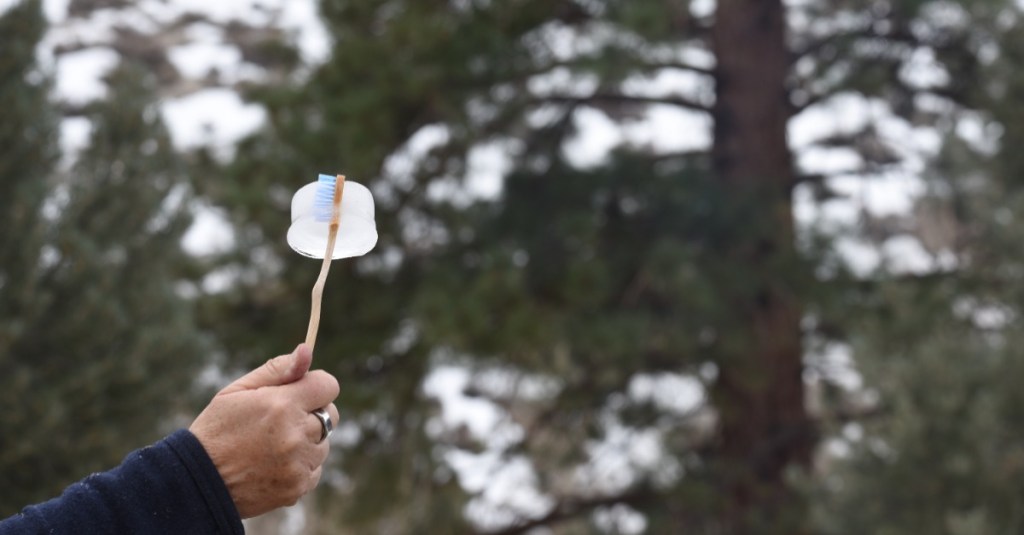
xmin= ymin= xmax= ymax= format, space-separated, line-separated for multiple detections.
xmin=4 ymin=0 xmax=1024 ymax=533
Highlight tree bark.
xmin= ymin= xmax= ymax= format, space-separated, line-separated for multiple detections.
xmin=707 ymin=0 xmax=813 ymax=532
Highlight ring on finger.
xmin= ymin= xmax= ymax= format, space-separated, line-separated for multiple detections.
xmin=312 ymin=408 xmax=333 ymax=443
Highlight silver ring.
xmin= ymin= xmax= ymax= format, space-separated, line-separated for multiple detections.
xmin=312 ymin=408 xmax=333 ymax=443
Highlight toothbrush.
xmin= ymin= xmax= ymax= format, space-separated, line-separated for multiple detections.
xmin=305 ymin=173 xmax=346 ymax=352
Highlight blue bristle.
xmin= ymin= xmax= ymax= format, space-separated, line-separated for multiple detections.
xmin=313 ymin=174 xmax=337 ymax=222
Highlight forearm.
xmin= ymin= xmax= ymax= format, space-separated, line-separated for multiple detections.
xmin=0 ymin=430 xmax=243 ymax=535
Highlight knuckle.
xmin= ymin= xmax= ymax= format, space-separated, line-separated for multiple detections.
xmin=279 ymin=432 xmax=305 ymax=455
xmin=308 ymin=472 xmax=322 ymax=492
xmin=314 ymin=442 xmax=331 ymax=465
xmin=309 ymin=370 xmax=341 ymax=399
xmin=266 ymin=395 xmax=285 ymax=412
xmin=263 ymin=356 xmax=286 ymax=377
xmin=266 ymin=396 xmax=292 ymax=419
xmin=287 ymin=463 xmax=310 ymax=497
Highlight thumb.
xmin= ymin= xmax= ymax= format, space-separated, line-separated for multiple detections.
xmin=221 ymin=344 xmax=313 ymax=394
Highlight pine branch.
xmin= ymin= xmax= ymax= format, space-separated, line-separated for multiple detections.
xmin=650 ymin=149 xmax=710 ymax=164
xmin=532 ymin=92 xmax=711 ymax=113
xmin=638 ymin=60 xmax=714 ymax=78
xmin=790 ymin=88 xmax=841 ymax=114
xmin=791 ymin=75 xmax=965 ymax=115
xmin=790 ymin=25 xmax=876 ymax=65
xmin=790 ymin=16 xmax=975 ymax=114
xmin=790 ymin=15 xmax=925 ymax=65
xmin=520 ymin=55 xmax=714 ymax=88
xmin=473 ymin=486 xmax=655 ymax=535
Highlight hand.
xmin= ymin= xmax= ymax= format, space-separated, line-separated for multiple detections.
xmin=189 ymin=343 xmax=340 ymax=518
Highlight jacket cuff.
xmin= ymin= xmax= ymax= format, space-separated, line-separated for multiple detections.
xmin=164 ymin=429 xmax=245 ymax=535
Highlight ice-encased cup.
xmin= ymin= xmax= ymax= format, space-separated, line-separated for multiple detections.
xmin=287 ymin=179 xmax=378 ymax=259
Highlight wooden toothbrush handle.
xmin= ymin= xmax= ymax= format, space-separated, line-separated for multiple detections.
xmin=305 ymin=174 xmax=345 ymax=353
xmin=305 ymin=223 xmax=339 ymax=352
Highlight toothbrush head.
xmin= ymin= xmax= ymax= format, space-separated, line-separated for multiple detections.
xmin=288 ymin=176 xmax=377 ymax=259
xmin=313 ymin=174 xmax=344 ymax=223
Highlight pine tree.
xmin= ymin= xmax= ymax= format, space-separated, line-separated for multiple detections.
xmin=194 ymin=0 xmax=1024 ymax=532
xmin=810 ymin=3 xmax=1024 ymax=532
xmin=0 ymin=0 xmax=55 ymax=348
xmin=0 ymin=2 xmax=206 ymax=510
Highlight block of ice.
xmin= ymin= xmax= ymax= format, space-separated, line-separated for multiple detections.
xmin=287 ymin=178 xmax=378 ymax=259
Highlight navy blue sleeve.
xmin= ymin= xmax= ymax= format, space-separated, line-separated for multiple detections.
xmin=0 ymin=430 xmax=244 ymax=535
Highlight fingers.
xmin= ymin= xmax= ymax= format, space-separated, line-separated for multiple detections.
xmin=310 ymin=438 xmax=330 ymax=468
xmin=194 ymin=344 xmax=339 ymax=518
xmin=283 ymin=461 xmax=324 ymax=509
xmin=222 ymin=344 xmax=313 ymax=394
xmin=326 ymin=403 xmax=340 ymax=430
xmin=303 ymin=428 xmax=330 ymax=492
xmin=307 ymin=465 xmax=323 ymax=495
xmin=306 ymin=403 xmax=339 ymax=444
xmin=284 ymin=370 xmax=340 ymax=412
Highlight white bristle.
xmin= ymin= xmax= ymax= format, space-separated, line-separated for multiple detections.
xmin=313 ymin=174 xmax=337 ymax=222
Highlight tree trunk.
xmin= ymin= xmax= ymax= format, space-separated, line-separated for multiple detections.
xmin=707 ymin=0 xmax=813 ymax=532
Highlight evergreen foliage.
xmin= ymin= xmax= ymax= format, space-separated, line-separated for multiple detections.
xmin=0 ymin=1 xmax=205 ymax=513
xmin=131 ymin=0 xmax=1024 ymax=533
xmin=810 ymin=3 xmax=1024 ymax=531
